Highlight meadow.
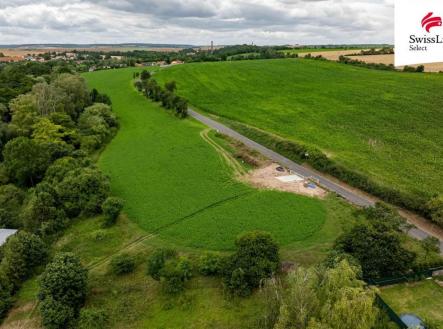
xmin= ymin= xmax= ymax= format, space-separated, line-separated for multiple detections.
xmin=380 ymin=280 xmax=443 ymax=327
xmin=154 ymin=59 xmax=443 ymax=203
xmin=83 ymin=68 xmax=353 ymax=252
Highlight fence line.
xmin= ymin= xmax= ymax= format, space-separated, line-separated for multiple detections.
xmin=375 ymin=294 xmax=408 ymax=329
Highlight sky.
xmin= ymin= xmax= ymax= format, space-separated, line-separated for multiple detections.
xmin=0 ymin=0 xmax=394 ymax=45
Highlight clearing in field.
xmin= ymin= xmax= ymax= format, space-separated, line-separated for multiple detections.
xmin=84 ymin=68 xmax=353 ymax=253
xmin=154 ymin=59 xmax=443 ymax=202
xmin=380 ymin=279 xmax=443 ymax=327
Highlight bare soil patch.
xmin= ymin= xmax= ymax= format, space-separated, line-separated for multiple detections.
xmin=244 ymin=164 xmax=327 ymax=199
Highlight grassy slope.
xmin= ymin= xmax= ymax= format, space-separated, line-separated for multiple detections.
xmin=83 ymin=68 xmax=348 ymax=252
xmin=154 ymin=59 xmax=443 ymax=199
xmin=380 ymin=280 xmax=443 ymax=327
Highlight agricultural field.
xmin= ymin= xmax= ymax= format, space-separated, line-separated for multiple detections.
xmin=380 ymin=280 xmax=443 ymax=327
xmin=83 ymin=68 xmax=355 ymax=255
xmin=154 ymin=59 xmax=443 ymax=203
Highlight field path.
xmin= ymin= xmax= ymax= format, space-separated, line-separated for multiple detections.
xmin=188 ymin=108 xmax=443 ymax=253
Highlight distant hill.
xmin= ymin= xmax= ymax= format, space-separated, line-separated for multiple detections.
xmin=0 ymin=43 xmax=196 ymax=49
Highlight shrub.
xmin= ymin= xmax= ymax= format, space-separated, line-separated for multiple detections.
xmin=198 ymin=253 xmax=222 ymax=276
xmin=102 ymin=197 xmax=124 ymax=227
xmin=55 ymin=167 xmax=110 ymax=218
xmin=161 ymin=257 xmax=193 ymax=294
xmin=222 ymin=231 xmax=280 ymax=296
xmin=0 ymin=273 xmax=12 ymax=320
xmin=0 ymin=231 xmax=48 ymax=289
xmin=39 ymin=253 xmax=88 ymax=313
xmin=39 ymin=297 xmax=75 ymax=329
xmin=147 ymin=248 xmax=177 ymax=281
xmin=78 ymin=308 xmax=108 ymax=329
xmin=109 ymin=254 xmax=135 ymax=275
xmin=147 ymin=249 xmax=193 ymax=294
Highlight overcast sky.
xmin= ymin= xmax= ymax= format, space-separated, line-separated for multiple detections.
xmin=0 ymin=0 xmax=394 ymax=45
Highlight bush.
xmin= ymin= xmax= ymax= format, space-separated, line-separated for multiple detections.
xmin=222 ymin=231 xmax=280 ymax=296
xmin=102 ymin=197 xmax=124 ymax=227
xmin=147 ymin=248 xmax=177 ymax=281
xmin=39 ymin=253 xmax=88 ymax=315
xmin=0 ymin=231 xmax=48 ymax=289
xmin=40 ymin=297 xmax=75 ymax=329
xmin=0 ymin=273 xmax=12 ymax=320
xmin=198 ymin=253 xmax=222 ymax=276
xmin=109 ymin=253 xmax=135 ymax=275
xmin=161 ymin=257 xmax=193 ymax=294
xmin=78 ymin=308 xmax=108 ymax=329
xmin=55 ymin=167 xmax=110 ymax=218
xmin=147 ymin=249 xmax=193 ymax=294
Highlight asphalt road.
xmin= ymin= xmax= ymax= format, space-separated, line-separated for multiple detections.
xmin=189 ymin=109 xmax=443 ymax=253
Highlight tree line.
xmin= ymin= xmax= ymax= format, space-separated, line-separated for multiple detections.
xmin=134 ymin=70 xmax=188 ymax=118
xmin=0 ymin=62 xmax=123 ymax=327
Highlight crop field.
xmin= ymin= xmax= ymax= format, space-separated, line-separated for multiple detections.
xmin=154 ymin=59 xmax=443 ymax=201
xmin=83 ymin=68 xmax=354 ymax=253
xmin=380 ymin=280 xmax=443 ymax=327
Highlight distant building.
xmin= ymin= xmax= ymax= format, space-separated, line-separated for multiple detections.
xmin=0 ymin=229 xmax=17 ymax=246
xmin=111 ymin=56 xmax=123 ymax=61
xmin=171 ymin=60 xmax=184 ymax=65
xmin=0 ymin=56 xmax=24 ymax=63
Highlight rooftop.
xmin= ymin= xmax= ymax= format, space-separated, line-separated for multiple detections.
xmin=0 ymin=229 xmax=18 ymax=246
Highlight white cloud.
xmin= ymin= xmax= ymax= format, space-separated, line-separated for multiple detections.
xmin=0 ymin=0 xmax=394 ymax=45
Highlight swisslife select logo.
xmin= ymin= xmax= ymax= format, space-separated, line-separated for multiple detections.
xmin=395 ymin=0 xmax=443 ymax=66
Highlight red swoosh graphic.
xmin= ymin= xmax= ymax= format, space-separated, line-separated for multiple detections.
xmin=422 ymin=12 xmax=442 ymax=32
xmin=424 ymin=20 xmax=442 ymax=32
xmin=422 ymin=12 xmax=434 ymax=25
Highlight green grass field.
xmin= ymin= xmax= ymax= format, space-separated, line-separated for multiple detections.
xmin=278 ymin=47 xmax=360 ymax=54
xmin=83 ymin=68 xmax=354 ymax=252
xmin=380 ymin=280 xmax=443 ymax=327
xmin=154 ymin=59 xmax=443 ymax=200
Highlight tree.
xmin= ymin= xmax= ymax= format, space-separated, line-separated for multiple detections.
xmin=222 ymin=231 xmax=280 ymax=296
xmin=0 ymin=184 xmax=25 ymax=228
xmin=0 ymin=272 xmax=13 ymax=320
xmin=39 ymin=253 xmax=88 ymax=328
xmin=147 ymin=248 xmax=177 ymax=281
xmin=9 ymin=93 xmax=39 ymax=136
xmin=55 ymin=167 xmax=110 ymax=218
xmin=262 ymin=260 xmax=379 ymax=329
xmin=3 ymin=137 xmax=52 ymax=186
xmin=165 ymin=81 xmax=177 ymax=92
xmin=31 ymin=82 xmax=67 ymax=116
xmin=335 ymin=223 xmax=416 ymax=279
xmin=102 ymin=197 xmax=124 ymax=227
xmin=140 ymin=70 xmax=151 ymax=81
xmin=0 ymin=231 xmax=48 ymax=288
xmin=52 ymin=74 xmax=90 ymax=119
xmin=32 ymin=118 xmax=72 ymax=146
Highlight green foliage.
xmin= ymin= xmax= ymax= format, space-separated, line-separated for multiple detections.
xmin=39 ymin=297 xmax=75 ymax=329
xmin=165 ymin=80 xmax=177 ymax=92
xmin=198 ymin=253 xmax=223 ymax=276
xmin=154 ymin=60 xmax=443 ymax=221
xmin=52 ymin=74 xmax=90 ymax=119
xmin=261 ymin=260 xmax=378 ymax=329
xmin=428 ymin=195 xmax=443 ymax=226
xmin=222 ymin=231 xmax=280 ymax=296
xmin=146 ymin=248 xmax=192 ymax=294
xmin=78 ymin=308 xmax=109 ymax=329
xmin=335 ymin=206 xmax=416 ymax=280
xmin=2 ymin=137 xmax=54 ymax=186
xmin=0 ymin=184 xmax=24 ymax=228
xmin=147 ymin=248 xmax=177 ymax=281
xmin=0 ymin=231 xmax=48 ymax=289
xmin=55 ymin=166 xmax=110 ymax=218
xmin=102 ymin=196 xmax=124 ymax=227
xmin=0 ymin=272 xmax=13 ymax=320
xmin=39 ymin=253 xmax=88 ymax=328
xmin=109 ymin=253 xmax=135 ymax=275
xmin=79 ymin=103 xmax=118 ymax=151
xmin=140 ymin=70 xmax=151 ymax=81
